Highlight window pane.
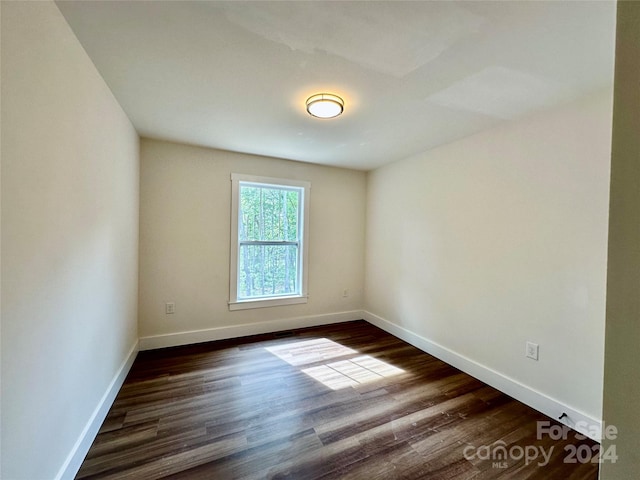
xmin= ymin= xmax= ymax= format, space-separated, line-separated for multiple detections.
xmin=238 ymin=244 xmax=299 ymax=299
xmin=239 ymin=185 xmax=299 ymax=242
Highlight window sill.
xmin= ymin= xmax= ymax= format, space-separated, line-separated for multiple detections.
xmin=229 ymin=295 xmax=308 ymax=311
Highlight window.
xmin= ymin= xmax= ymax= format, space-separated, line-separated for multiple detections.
xmin=229 ymin=174 xmax=310 ymax=310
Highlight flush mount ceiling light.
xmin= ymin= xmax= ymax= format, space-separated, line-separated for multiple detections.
xmin=306 ymin=93 xmax=344 ymax=119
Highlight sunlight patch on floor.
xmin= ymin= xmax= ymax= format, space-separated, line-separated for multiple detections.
xmin=266 ymin=338 xmax=404 ymax=390
xmin=266 ymin=338 xmax=357 ymax=366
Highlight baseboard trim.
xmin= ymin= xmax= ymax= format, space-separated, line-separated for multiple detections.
xmin=138 ymin=310 xmax=364 ymax=351
xmin=362 ymin=310 xmax=602 ymax=442
xmin=56 ymin=340 xmax=139 ymax=480
xmin=55 ymin=308 xmax=602 ymax=480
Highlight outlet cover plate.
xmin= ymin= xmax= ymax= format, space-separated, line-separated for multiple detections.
xmin=526 ymin=341 xmax=539 ymax=361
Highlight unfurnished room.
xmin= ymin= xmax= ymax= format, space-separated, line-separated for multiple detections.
xmin=1 ymin=1 xmax=639 ymax=479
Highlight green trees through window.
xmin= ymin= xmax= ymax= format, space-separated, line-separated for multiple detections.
xmin=230 ymin=174 xmax=310 ymax=310
xmin=238 ymin=183 xmax=302 ymax=299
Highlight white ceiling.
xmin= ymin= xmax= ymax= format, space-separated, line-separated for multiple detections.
xmin=56 ymin=1 xmax=616 ymax=171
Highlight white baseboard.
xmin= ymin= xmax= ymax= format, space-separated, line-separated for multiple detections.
xmin=138 ymin=310 xmax=364 ymax=351
xmin=54 ymin=308 xmax=602 ymax=480
xmin=362 ymin=310 xmax=602 ymax=442
xmin=56 ymin=340 xmax=139 ymax=480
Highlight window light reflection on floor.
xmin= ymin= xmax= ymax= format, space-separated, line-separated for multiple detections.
xmin=266 ymin=338 xmax=404 ymax=390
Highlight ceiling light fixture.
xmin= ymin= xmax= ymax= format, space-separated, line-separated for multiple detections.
xmin=306 ymin=93 xmax=344 ymax=119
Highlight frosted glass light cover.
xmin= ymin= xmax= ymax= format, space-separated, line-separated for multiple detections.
xmin=306 ymin=93 xmax=344 ymax=118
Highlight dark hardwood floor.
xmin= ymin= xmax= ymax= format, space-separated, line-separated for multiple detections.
xmin=76 ymin=321 xmax=599 ymax=479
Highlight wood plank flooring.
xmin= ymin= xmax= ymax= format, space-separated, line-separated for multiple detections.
xmin=76 ymin=321 xmax=599 ymax=479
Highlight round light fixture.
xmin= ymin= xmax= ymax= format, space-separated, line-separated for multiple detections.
xmin=306 ymin=93 xmax=344 ymax=119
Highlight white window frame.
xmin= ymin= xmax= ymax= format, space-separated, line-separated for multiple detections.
xmin=229 ymin=173 xmax=310 ymax=311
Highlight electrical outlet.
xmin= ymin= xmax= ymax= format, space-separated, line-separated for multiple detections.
xmin=526 ymin=341 xmax=539 ymax=361
xmin=165 ymin=302 xmax=175 ymax=314
xmin=342 ymin=289 xmax=349 ymax=298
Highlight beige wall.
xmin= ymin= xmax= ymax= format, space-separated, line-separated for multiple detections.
xmin=138 ymin=139 xmax=366 ymax=344
xmin=365 ymin=90 xmax=612 ymax=423
xmin=600 ymin=2 xmax=640 ymax=477
xmin=1 ymin=2 xmax=139 ymax=479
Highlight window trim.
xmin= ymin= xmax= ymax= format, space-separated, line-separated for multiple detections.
xmin=229 ymin=173 xmax=310 ymax=311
